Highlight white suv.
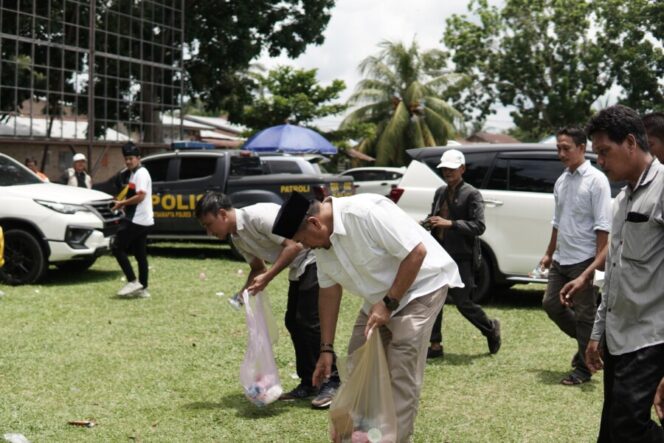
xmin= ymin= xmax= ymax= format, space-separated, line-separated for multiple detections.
xmin=0 ymin=153 xmax=122 ymax=284
xmin=340 ymin=166 xmax=406 ymax=195
xmin=394 ymin=144 xmax=620 ymax=303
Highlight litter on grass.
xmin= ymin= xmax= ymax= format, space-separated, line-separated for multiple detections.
xmin=3 ymin=433 xmax=30 ymax=443
xmin=67 ymin=420 xmax=96 ymax=428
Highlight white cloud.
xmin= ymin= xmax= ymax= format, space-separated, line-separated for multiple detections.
xmin=258 ymin=0 xmax=511 ymax=131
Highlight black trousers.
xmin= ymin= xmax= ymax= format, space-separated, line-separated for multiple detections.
xmin=598 ymin=341 xmax=664 ymax=443
xmin=112 ymin=220 xmax=150 ymax=288
xmin=430 ymin=259 xmax=494 ymax=343
xmin=285 ymin=263 xmax=338 ymax=387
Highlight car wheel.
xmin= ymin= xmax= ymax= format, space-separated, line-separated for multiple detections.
xmin=55 ymin=258 xmax=97 ymax=272
xmin=472 ymin=250 xmax=492 ymax=304
xmin=0 ymin=229 xmax=47 ymax=285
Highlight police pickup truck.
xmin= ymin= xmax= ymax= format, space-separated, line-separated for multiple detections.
xmin=96 ymin=150 xmax=354 ymax=240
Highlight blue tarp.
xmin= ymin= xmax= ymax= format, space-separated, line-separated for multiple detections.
xmin=243 ymin=124 xmax=337 ymax=155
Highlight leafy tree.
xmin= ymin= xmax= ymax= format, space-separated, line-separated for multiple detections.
xmin=184 ymin=0 xmax=335 ymax=121
xmin=444 ymin=0 xmax=663 ymax=140
xmin=594 ymin=0 xmax=664 ymax=111
xmin=341 ymin=40 xmax=463 ymax=166
xmin=241 ymin=66 xmax=345 ymax=130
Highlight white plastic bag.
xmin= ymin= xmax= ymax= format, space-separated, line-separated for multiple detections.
xmin=329 ymin=329 xmax=397 ymax=443
xmin=239 ymin=290 xmax=282 ymax=407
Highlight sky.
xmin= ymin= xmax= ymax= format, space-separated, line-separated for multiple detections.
xmin=258 ymin=0 xmax=513 ymax=132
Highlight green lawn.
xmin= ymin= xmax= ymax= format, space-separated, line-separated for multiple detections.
xmin=0 ymin=243 xmax=607 ymax=442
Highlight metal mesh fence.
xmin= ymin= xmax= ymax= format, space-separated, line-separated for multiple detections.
xmin=0 ymin=0 xmax=184 ymax=147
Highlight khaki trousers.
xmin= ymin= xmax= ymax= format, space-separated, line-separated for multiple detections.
xmin=347 ymin=286 xmax=448 ymax=443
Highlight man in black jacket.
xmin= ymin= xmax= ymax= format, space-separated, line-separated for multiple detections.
xmin=424 ymin=149 xmax=501 ymax=358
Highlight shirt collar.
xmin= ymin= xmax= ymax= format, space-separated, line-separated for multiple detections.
xmin=626 ymin=157 xmax=660 ymax=194
xmin=329 ymin=197 xmax=347 ymax=238
xmin=235 ymin=208 xmax=246 ymax=232
xmin=638 ymin=157 xmax=660 ymax=188
xmin=566 ymin=160 xmax=591 ymax=176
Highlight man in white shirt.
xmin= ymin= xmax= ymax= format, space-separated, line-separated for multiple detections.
xmin=539 ymin=127 xmax=612 ymax=385
xmin=272 ymin=192 xmax=462 ymax=443
xmin=112 ymin=142 xmax=154 ymax=298
xmin=194 ymin=192 xmax=339 ymax=409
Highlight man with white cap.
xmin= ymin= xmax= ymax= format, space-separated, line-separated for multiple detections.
xmin=424 ymin=149 xmax=501 ymax=359
xmin=60 ymin=152 xmax=92 ymax=188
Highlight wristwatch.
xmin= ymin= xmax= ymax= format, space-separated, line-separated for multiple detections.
xmin=383 ymin=295 xmax=400 ymax=311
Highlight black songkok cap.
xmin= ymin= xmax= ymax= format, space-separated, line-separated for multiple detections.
xmin=122 ymin=142 xmax=141 ymax=157
xmin=272 ymin=191 xmax=311 ymax=239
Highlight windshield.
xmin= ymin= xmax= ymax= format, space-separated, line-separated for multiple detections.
xmin=0 ymin=155 xmax=42 ymax=186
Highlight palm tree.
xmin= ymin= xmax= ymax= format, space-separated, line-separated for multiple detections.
xmin=341 ymin=40 xmax=463 ymax=166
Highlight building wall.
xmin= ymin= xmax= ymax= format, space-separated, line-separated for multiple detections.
xmin=0 ymin=143 xmax=166 ymax=184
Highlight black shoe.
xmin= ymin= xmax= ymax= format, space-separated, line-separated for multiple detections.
xmin=279 ymin=383 xmax=316 ymax=401
xmin=311 ymin=379 xmax=339 ymax=409
xmin=427 ymin=346 xmax=444 ymax=359
xmin=487 ymin=319 xmax=501 ymax=354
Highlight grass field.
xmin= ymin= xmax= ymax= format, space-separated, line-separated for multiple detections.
xmin=0 ymin=242 xmax=609 ymax=442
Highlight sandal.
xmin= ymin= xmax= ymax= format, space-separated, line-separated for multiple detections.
xmin=560 ymin=373 xmax=590 ymax=386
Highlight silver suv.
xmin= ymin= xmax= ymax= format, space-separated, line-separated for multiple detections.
xmin=394 ymin=144 xmax=620 ymax=303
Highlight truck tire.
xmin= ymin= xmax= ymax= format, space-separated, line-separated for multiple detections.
xmin=472 ymin=249 xmax=492 ymax=304
xmin=0 ymin=229 xmax=47 ymax=285
xmin=55 ymin=257 xmax=97 ymax=272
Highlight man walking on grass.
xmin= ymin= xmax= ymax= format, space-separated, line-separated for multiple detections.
xmin=424 ymin=149 xmax=501 ymax=359
xmin=112 ymin=142 xmax=154 ymax=299
xmin=539 ymin=127 xmax=612 ymax=386
xmin=561 ymin=105 xmax=664 ymax=441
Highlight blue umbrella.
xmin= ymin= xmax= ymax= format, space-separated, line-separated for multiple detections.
xmin=243 ymin=124 xmax=337 ymax=155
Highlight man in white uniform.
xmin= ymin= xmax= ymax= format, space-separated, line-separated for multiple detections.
xmin=112 ymin=142 xmax=154 ymax=298
xmin=272 ymin=192 xmax=462 ymax=443
xmin=194 ymin=192 xmax=339 ymax=409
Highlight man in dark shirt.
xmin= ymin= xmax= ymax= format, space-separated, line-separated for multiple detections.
xmin=424 ymin=149 xmax=501 ymax=358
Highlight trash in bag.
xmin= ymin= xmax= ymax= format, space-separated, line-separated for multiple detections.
xmin=329 ymin=329 xmax=397 ymax=443
xmin=239 ymin=290 xmax=282 ymax=407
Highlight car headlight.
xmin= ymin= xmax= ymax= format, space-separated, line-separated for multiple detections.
xmin=35 ymin=199 xmax=91 ymax=214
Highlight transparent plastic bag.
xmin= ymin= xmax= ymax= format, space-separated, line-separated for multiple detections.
xmin=239 ymin=290 xmax=282 ymax=407
xmin=329 ymin=330 xmax=397 ymax=443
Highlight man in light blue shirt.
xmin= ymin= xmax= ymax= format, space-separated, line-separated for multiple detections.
xmin=540 ymin=126 xmax=612 ymax=385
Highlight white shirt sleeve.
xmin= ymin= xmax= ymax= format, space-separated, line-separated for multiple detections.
xmin=592 ymin=175 xmax=612 ymax=232
xmin=552 ymin=175 xmax=562 ymax=228
xmin=133 ymin=168 xmax=150 ymax=194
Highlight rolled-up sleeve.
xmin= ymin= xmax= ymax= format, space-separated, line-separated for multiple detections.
xmin=591 ymin=289 xmax=607 ymax=341
xmin=552 ymin=177 xmax=562 ymax=228
xmin=592 ymin=175 xmax=612 ymax=232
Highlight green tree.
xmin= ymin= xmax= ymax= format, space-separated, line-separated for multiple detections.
xmin=594 ymin=0 xmax=664 ymax=111
xmin=444 ymin=0 xmax=664 ymax=141
xmin=342 ymin=40 xmax=462 ymax=166
xmin=241 ymin=66 xmax=346 ymax=130
xmin=184 ymin=0 xmax=335 ymax=121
